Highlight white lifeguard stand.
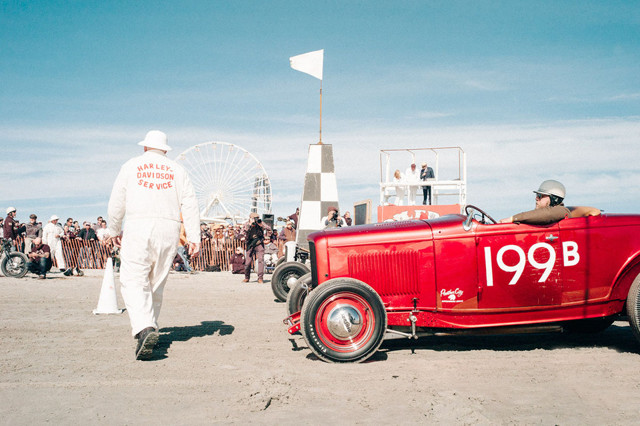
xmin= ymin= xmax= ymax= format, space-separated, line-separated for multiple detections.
xmin=378 ymin=146 xmax=467 ymax=221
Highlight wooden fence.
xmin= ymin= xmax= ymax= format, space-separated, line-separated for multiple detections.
xmin=14 ymin=236 xmax=285 ymax=271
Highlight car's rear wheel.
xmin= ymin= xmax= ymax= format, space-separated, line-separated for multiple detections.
xmin=271 ymin=261 xmax=309 ymax=302
xmin=286 ymin=272 xmax=312 ymax=316
xmin=627 ymin=273 xmax=640 ymax=343
xmin=300 ymin=278 xmax=387 ymax=363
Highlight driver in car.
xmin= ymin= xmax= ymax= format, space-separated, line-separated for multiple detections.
xmin=499 ymin=180 xmax=570 ymax=225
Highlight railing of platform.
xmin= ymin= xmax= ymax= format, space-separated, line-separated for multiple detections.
xmin=379 ymin=146 xmax=467 ymax=206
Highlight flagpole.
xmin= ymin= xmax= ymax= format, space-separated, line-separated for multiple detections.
xmin=319 ymin=80 xmax=323 ymax=144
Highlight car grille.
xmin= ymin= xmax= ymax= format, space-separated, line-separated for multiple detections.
xmin=347 ymin=250 xmax=419 ymax=296
xmin=308 ymin=241 xmax=317 ymax=287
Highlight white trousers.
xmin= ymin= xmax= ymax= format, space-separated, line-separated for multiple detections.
xmin=45 ymin=238 xmax=66 ymax=269
xmin=395 ymin=187 xmax=405 ymax=206
xmin=119 ymin=219 xmax=180 ymax=337
xmin=407 ymin=185 xmax=418 ymax=206
xmin=53 ymin=240 xmax=66 ymax=269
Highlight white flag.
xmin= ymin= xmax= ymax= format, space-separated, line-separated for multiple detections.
xmin=289 ymin=49 xmax=324 ymax=80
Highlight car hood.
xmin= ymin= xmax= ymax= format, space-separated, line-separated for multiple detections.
xmin=308 ymin=215 xmax=466 ymax=247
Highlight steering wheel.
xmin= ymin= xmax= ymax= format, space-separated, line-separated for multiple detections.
xmin=464 ymin=204 xmax=498 ymax=225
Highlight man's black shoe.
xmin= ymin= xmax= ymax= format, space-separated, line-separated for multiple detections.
xmin=63 ymin=268 xmax=73 ymax=276
xmin=75 ymin=267 xmax=84 ymax=276
xmin=135 ymin=327 xmax=159 ymax=360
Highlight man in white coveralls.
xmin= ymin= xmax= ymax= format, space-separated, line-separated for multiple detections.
xmin=107 ymin=130 xmax=201 ymax=360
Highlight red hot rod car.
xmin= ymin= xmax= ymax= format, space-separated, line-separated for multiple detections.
xmin=285 ymin=205 xmax=640 ymax=363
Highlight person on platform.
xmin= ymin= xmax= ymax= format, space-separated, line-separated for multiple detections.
xmin=242 ymin=212 xmax=271 ymax=283
xmin=392 ymin=169 xmax=405 ymax=206
xmin=27 ymin=237 xmax=52 ymax=279
xmin=107 ymin=130 xmax=200 ymax=360
xmin=404 ymin=163 xmax=421 ymax=206
xmin=499 ymin=180 xmax=571 ymax=225
xmin=420 ymin=162 xmax=435 ymax=205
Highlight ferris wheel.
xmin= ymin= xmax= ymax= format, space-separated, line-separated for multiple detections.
xmin=175 ymin=141 xmax=272 ymax=223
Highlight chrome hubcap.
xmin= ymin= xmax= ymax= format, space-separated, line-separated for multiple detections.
xmin=286 ymin=275 xmax=299 ymax=287
xmin=326 ymin=304 xmax=363 ymax=339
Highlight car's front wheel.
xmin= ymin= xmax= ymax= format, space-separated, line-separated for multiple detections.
xmin=300 ymin=278 xmax=387 ymax=363
xmin=286 ymin=272 xmax=312 ymax=316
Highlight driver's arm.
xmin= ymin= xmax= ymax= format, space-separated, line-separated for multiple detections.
xmin=499 ymin=216 xmax=514 ymax=223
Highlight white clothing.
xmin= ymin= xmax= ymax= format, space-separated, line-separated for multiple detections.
xmin=108 ymin=150 xmax=200 ymax=243
xmin=404 ymin=167 xmax=420 ymax=206
xmin=393 ymin=176 xmax=405 ymax=206
xmin=43 ymin=222 xmax=65 ymax=269
xmin=108 ymin=149 xmax=200 ymax=336
xmin=264 ymin=253 xmax=279 ymax=265
xmin=119 ymin=219 xmax=180 ymax=336
xmin=97 ymin=227 xmax=110 ymax=241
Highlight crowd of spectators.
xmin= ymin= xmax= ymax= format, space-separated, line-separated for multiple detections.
xmin=3 ymin=206 xmax=355 ymax=275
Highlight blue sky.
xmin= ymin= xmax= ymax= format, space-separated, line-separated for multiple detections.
xmin=1 ymin=1 xmax=639 ymax=224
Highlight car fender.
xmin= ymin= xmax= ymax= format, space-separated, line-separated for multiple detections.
xmin=610 ymin=250 xmax=640 ymax=301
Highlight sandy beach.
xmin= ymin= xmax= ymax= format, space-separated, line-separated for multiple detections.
xmin=2 ymin=269 xmax=640 ymax=424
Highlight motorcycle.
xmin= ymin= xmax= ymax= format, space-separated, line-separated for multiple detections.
xmin=1 ymin=238 xmax=29 ymax=278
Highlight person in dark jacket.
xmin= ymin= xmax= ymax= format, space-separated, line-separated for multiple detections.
xmin=76 ymin=222 xmax=98 ymax=268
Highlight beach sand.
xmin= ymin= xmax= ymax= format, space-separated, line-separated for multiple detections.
xmin=2 ymin=269 xmax=640 ymax=424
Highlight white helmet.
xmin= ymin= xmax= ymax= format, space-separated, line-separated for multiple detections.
xmin=6 ymin=206 xmax=16 ymax=214
xmin=534 ymin=180 xmax=565 ymax=206
xmin=138 ymin=130 xmax=172 ymax=152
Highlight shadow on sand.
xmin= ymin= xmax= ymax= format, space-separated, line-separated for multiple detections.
xmin=379 ymin=323 xmax=640 ymax=356
xmin=298 ymin=323 xmax=640 ymax=363
xmin=148 ymin=320 xmax=235 ymax=361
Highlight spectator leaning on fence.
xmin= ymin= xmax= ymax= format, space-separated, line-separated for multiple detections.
xmin=64 ymin=218 xmax=77 ymax=239
xmin=92 ymin=216 xmax=103 ymax=233
xmin=200 ymin=223 xmax=213 ymax=241
xmin=97 ymin=220 xmax=110 ymax=243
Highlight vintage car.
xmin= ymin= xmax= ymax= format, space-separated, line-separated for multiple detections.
xmin=284 ymin=205 xmax=640 ymax=363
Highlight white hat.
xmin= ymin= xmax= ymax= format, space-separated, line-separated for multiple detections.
xmin=6 ymin=206 xmax=16 ymax=214
xmin=138 ymin=130 xmax=172 ymax=152
xmin=50 ymin=215 xmax=59 ymax=221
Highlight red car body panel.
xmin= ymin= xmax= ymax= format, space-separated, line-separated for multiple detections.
xmin=308 ymin=213 xmax=640 ymax=330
